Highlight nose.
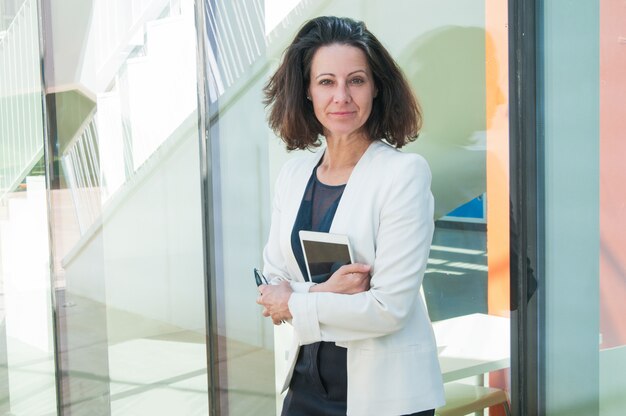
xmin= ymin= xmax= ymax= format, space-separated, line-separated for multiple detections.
xmin=333 ymin=82 xmax=351 ymax=103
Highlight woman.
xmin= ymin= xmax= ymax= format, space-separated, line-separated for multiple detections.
xmin=257 ymin=16 xmax=444 ymax=416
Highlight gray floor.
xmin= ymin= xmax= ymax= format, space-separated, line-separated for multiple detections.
xmin=424 ymin=221 xmax=488 ymax=322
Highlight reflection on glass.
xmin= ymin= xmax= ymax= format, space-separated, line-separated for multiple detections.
xmin=42 ymin=0 xmax=208 ymax=414
xmin=400 ymin=26 xmax=508 ymax=325
xmin=402 ymin=26 xmax=488 ymax=219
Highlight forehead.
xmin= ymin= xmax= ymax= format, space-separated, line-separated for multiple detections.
xmin=310 ymin=44 xmax=370 ymax=75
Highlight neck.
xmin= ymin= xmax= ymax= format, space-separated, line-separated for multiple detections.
xmin=315 ymin=134 xmax=372 ymax=186
xmin=321 ymin=134 xmax=371 ymax=170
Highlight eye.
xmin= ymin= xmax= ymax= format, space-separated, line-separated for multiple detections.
xmin=349 ymin=77 xmax=365 ymax=85
xmin=319 ymin=79 xmax=333 ymax=86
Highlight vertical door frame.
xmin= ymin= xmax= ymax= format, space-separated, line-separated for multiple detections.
xmin=193 ymin=0 xmax=222 ymax=415
xmin=508 ymin=0 xmax=544 ymax=414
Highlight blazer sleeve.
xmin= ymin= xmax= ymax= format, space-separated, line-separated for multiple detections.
xmin=263 ymin=161 xmax=317 ymax=294
xmin=288 ymin=155 xmax=435 ymax=344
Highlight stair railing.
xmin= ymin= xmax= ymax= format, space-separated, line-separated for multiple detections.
xmin=0 ymin=0 xmax=44 ymax=202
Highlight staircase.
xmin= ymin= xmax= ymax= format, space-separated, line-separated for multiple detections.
xmin=58 ymin=0 xmax=324 ymax=238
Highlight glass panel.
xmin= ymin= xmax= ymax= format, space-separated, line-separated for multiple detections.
xmin=41 ymin=0 xmax=208 ymax=414
xmin=541 ymin=1 xmax=600 ymax=412
xmin=201 ymin=0 xmax=510 ymax=414
xmin=197 ymin=0 xmax=276 ymax=413
xmin=0 ymin=0 xmax=57 ymax=414
xmin=541 ymin=1 xmax=626 ymax=415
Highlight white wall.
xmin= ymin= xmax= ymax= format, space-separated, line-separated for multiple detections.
xmin=63 ymin=127 xmax=206 ymax=333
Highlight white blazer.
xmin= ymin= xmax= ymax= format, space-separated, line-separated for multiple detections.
xmin=263 ymin=140 xmax=445 ymax=416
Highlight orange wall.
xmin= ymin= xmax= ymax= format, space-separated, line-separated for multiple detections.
xmin=599 ymin=0 xmax=626 ymax=349
xmin=486 ymin=0 xmax=510 ymax=318
xmin=486 ymin=2 xmax=510 ymax=412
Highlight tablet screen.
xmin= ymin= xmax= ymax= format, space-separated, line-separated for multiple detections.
xmin=299 ymin=231 xmax=353 ymax=283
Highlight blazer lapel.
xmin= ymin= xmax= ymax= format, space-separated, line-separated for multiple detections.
xmin=330 ymin=140 xmax=387 ymax=235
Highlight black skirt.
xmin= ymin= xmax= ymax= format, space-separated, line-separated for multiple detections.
xmin=281 ymin=341 xmax=347 ymax=416
xmin=281 ymin=341 xmax=434 ymax=416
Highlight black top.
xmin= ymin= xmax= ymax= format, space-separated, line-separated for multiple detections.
xmin=282 ymin=166 xmax=348 ymax=416
xmin=290 ymin=167 xmax=346 ymax=282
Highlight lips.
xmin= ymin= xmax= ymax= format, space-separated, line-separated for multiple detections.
xmin=329 ymin=111 xmax=356 ymax=116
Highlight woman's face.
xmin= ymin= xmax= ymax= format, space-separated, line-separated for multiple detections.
xmin=308 ymin=44 xmax=377 ymax=141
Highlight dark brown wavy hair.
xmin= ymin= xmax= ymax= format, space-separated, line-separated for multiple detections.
xmin=263 ymin=16 xmax=422 ymax=150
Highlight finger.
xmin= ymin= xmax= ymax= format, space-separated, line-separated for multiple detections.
xmin=341 ymin=263 xmax=371 ymax=274
xmin=346 ymin=272 xmax=367 ymax=281
xmin=262 ymin=308 xmax=270 ymax=317
xmin=256 ymin=295 xmax=263 ymax=305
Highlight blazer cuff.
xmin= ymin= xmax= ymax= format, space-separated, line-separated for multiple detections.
xmin=288 ymin=292 xmax=321 ymax=344
xmin=290 ymin=281 xmax=317 ymax=293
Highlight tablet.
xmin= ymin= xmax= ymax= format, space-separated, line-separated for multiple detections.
xmin=299 ymin=230 xmax=354 ymax=283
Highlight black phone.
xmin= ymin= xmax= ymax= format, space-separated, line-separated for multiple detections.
xmin=254 ymin=268 xmax=268 ymax=286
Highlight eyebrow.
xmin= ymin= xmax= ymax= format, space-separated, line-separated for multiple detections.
xmin=315 ymin=69 xmax=368 ymax=79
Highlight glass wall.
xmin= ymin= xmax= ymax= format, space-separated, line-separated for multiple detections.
xmin=199 ymin=0 xmax=511 ymax=414
xmin=40 ymin=0 xmax=209 ymax=414
xmin=0 ymin=0 xmax=57 ymax=414
xmin=540 ymin=1 xmax=626 ymax=415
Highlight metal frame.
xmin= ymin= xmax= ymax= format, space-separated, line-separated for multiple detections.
xmin=508 ymin=0 xmax=544 ymax=415
xmin=194 ymin=1 xmax=222 ymax=415
xmin=35 ymin=0 xmax=65 ymax=413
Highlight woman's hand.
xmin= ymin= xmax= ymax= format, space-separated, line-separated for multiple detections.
xmin=257 ymin=281 xmax=293 ymax=325
xmin=311 ymin=263 xmax=371 ymax=294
